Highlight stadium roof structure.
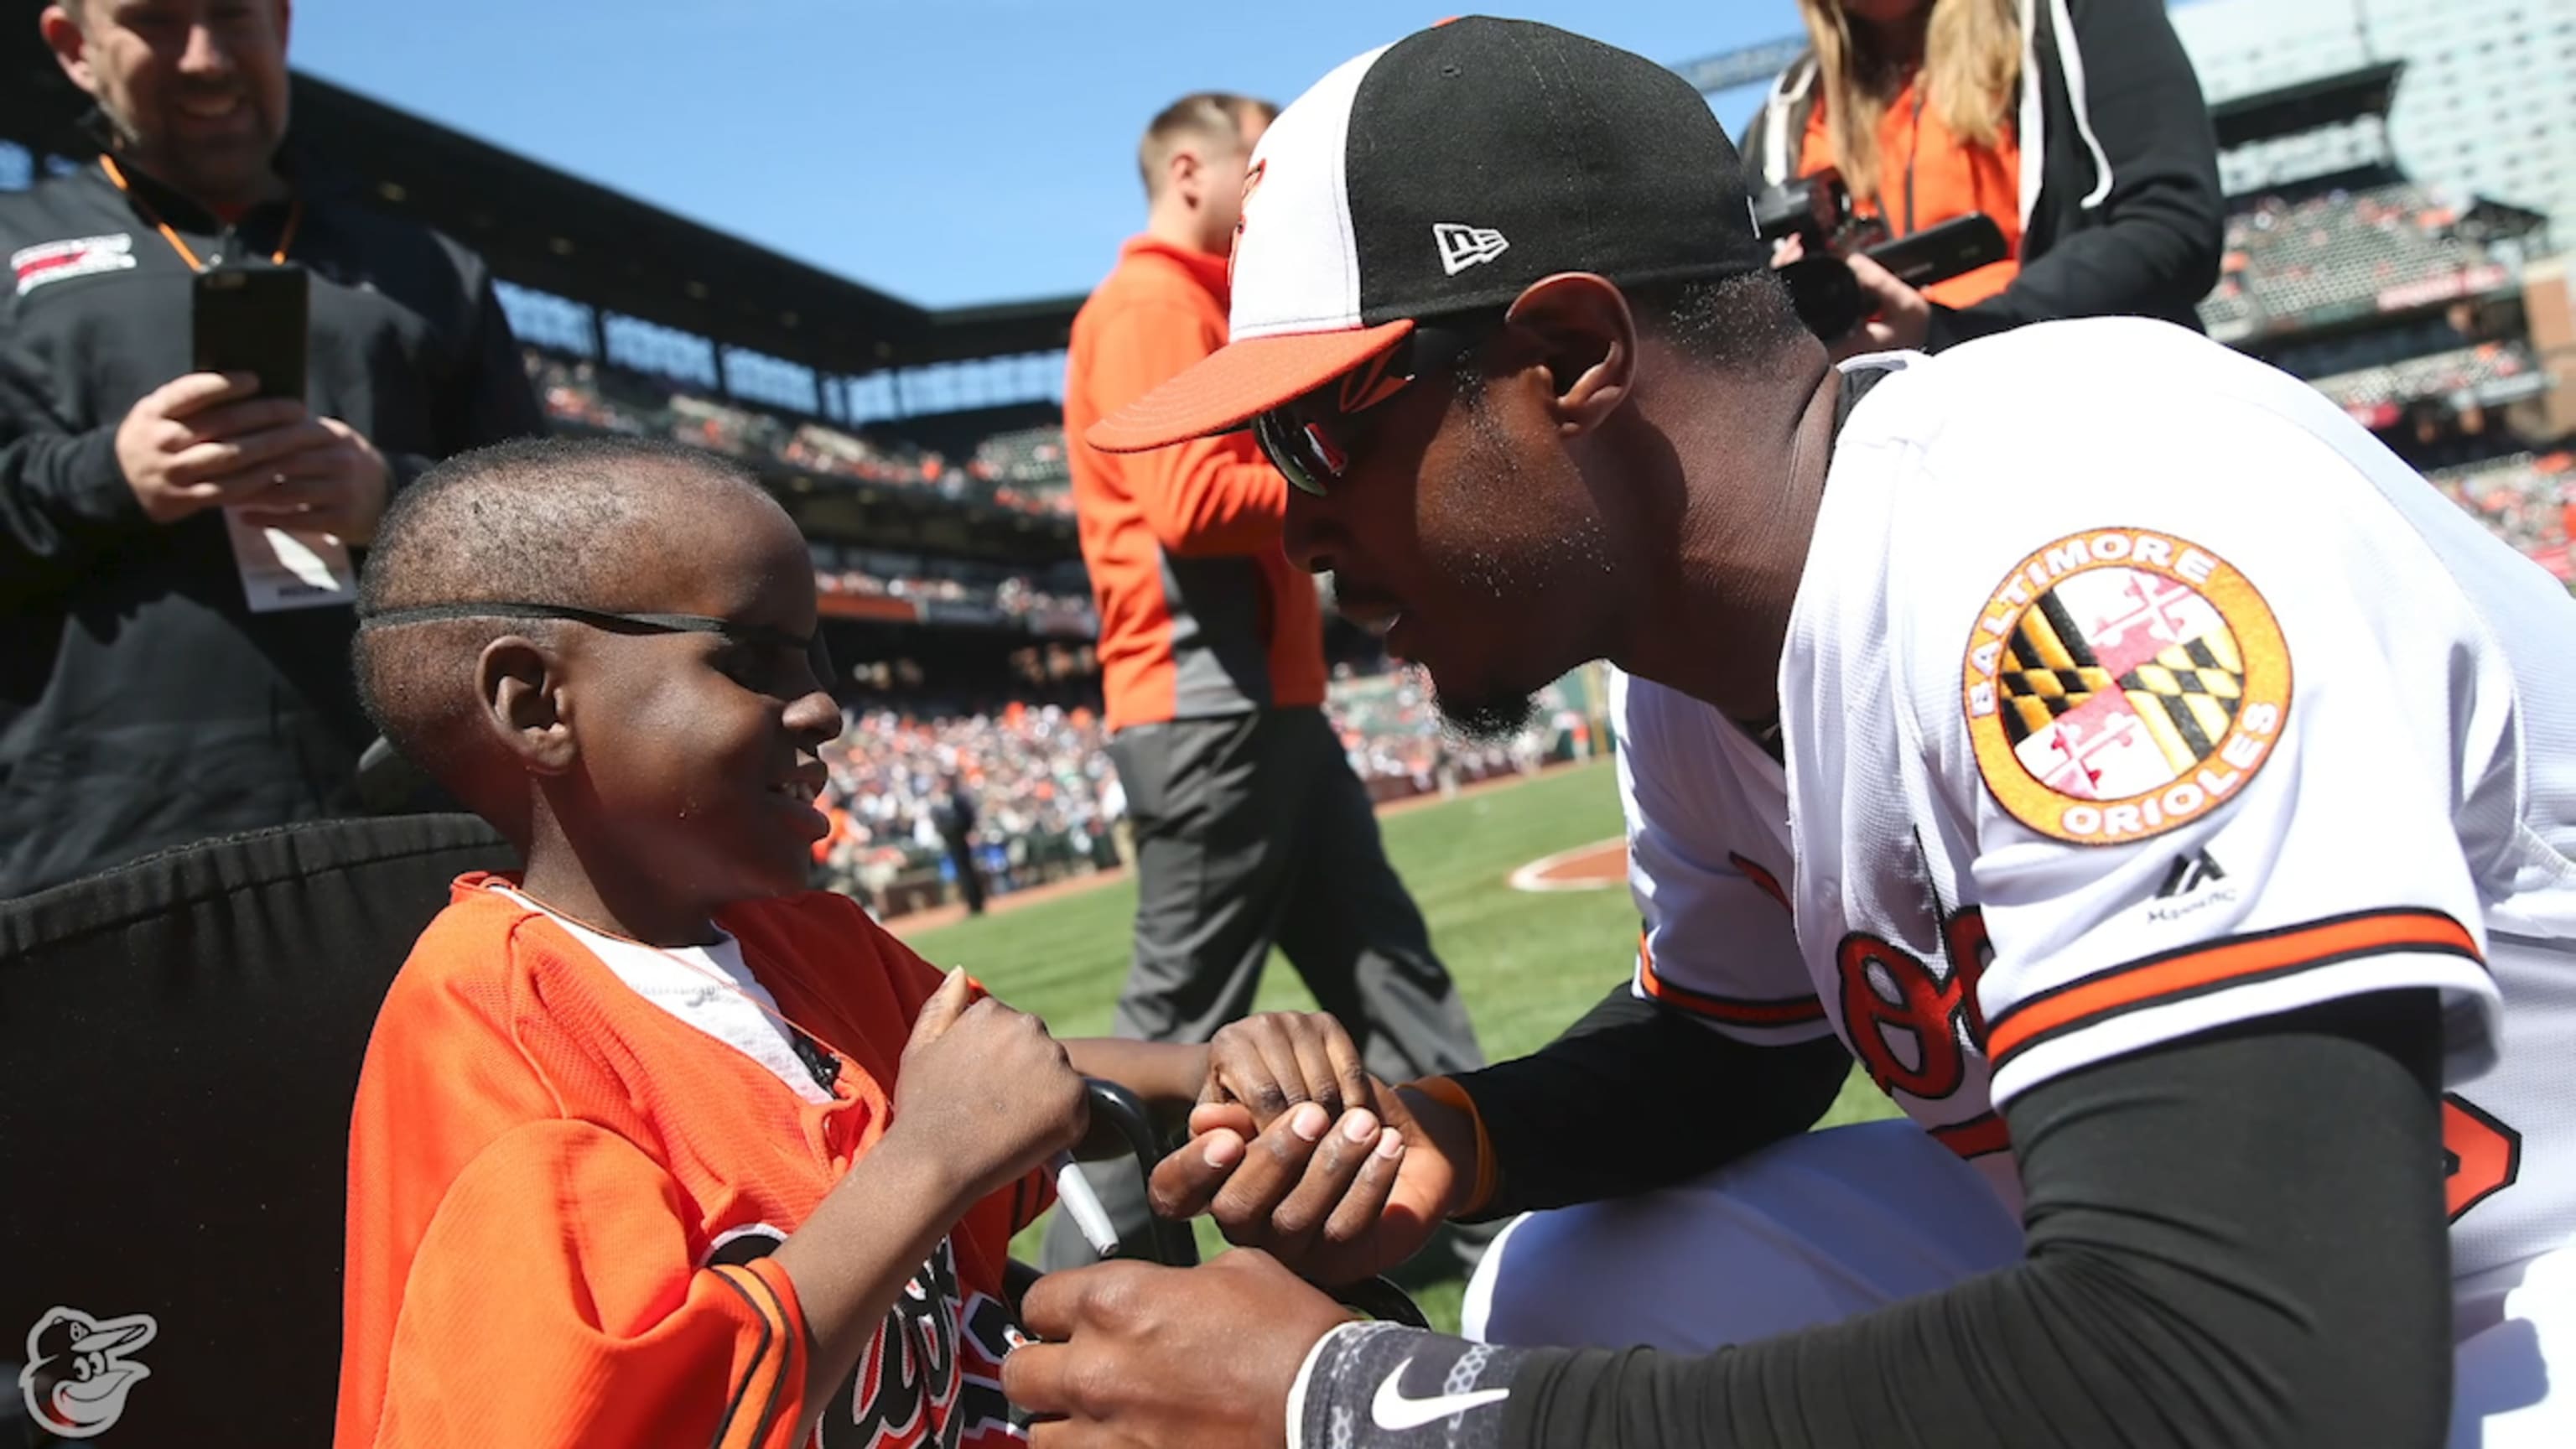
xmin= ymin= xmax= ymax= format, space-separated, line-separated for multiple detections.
xmin=2207 ymin=60 xmax=2404 ymax=152
xmin=0 ymin=38 xmax=1083 ymax=377
xmin=1671 ymin=35 xmax=1808 ymax=96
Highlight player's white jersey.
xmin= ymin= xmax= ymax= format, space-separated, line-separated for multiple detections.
xmin=1619 ymin=317 xmax=2576 ymax=1286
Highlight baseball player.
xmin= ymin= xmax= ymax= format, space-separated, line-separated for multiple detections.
xmin=997 ymin=18 xmax=2574 ymax=1449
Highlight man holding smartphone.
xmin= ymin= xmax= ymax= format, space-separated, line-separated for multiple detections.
xmin=0 ymin=0 xmax=542 ymax=896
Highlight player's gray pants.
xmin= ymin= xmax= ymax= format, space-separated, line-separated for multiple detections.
xmin=1039 ymin=704 xmax=1483 ymax=1272
xmin=1465 ymin=1120 xmax=2576 ymax=1449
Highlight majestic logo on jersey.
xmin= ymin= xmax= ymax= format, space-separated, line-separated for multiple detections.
xmin=19 ymin=1306 xmax=157 ymax=1438
xmin=11 ymin=234 xmax=137 ymax=296
xmin=1961 ymin=529 xmax=2292 ymax=845
xmin=708 ymin=1228 xmax=1026 ymax=1447
xmin=2155 ymin=849 xmax=2226 ymax=898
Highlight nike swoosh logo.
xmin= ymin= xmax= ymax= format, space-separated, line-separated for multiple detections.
xmin=1370 ymin=1357 xmax=1510 ymax=1431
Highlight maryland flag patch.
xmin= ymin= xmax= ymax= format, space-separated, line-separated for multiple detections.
xmin=1961 ymin=529 xmax=2291 ymax=845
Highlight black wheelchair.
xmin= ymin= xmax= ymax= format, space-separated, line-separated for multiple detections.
xmin=0 ymin=817 xmax=1415 ymax=1446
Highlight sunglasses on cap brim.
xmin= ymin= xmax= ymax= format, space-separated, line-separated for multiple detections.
xmin=357 ymin=600 xmax=838 ymax=688
xmin=1252 ymin=319 xmax=1491 ymax=498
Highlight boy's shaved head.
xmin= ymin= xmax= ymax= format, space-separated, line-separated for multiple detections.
xmin=353 ymin=436 xmax=782 ymax=826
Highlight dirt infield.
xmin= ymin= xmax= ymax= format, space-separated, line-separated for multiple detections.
xmin=1505 ymin=837 xmax=1628 ymax=893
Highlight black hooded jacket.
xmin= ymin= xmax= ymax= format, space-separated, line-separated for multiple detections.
xmin=1741 ymin=0 xmax=2225 ymax=351
xmin=0 ymin=147 xmax=542 ymax=896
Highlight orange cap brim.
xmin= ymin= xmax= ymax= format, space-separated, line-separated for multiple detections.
xmin=1085 ymin=319 xmax=1417 ymax=454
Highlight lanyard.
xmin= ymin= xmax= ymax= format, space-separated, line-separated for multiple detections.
xmin=99 ymin=154 xmax=301 ymax=272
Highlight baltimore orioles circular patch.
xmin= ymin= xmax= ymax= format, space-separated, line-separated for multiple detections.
xmin=1961 ymin=527 xmax=2292 ymax=846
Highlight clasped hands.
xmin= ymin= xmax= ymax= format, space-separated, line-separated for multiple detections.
xmin=1002 ymin=1011 xmax=1481 ymax=1448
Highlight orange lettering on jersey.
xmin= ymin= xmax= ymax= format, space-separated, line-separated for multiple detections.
xmin=1836 ymin=911 xmax=1988 ymax=1104
xmin=1960 ymin=528 xmax=2292 ymax=846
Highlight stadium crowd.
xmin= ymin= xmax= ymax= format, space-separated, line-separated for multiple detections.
xmin=808 ymin=667 xmax=1597 ymax=917
xmin=813 ymin=556 xmax=1094 ymax=622
xmin=2199 ymin=183 xmax=2506 ymax=343
xmin=2429 ymin=450 xmax=2576 ymax=579
xmin=527 ymin=349 xmax=1077 ymax=517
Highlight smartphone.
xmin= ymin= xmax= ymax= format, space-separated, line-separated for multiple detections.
xmin=192 ymin=263 xmax=309 ymax=401
xmin=1862 ymin=214 xmax=2010 ymax=290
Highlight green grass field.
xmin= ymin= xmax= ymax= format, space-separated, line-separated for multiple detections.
xmin=906 ymin=759 xmax=1894 ymax=1332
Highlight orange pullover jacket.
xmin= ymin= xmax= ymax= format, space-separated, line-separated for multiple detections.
xmin=1064 ymin=236 xmax=1326 ymax=731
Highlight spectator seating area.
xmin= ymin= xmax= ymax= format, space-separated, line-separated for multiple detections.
xmin=524 ymin=350 xmax=1074 ymax=517
xmin=1325 ymin=670 xmax=1597 ymax=803
xmin=817 ymin=667 xmax=1602 ymax=920
xmin=810 ymin=543 xmax=1097 ymax=633
xmin=2200 ymin=184 xmax=2513 ymax=344
xmin=815 ymin=701 xmax=1120 ymax=917
xmin=527 ymin=351 xmax=1094 ymax=629
xmin=2309 ymin=340 xmax=2547 ymax=430
xmin=2428 ymin=451 xmax=2576 ymax=581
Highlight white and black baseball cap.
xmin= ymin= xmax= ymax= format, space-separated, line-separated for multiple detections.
xmin=1088 ymin=15 xmax=1773 ymax=455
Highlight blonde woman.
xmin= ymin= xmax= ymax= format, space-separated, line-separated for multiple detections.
xmin=1743 ymin=0 xmax=2222 ymax=352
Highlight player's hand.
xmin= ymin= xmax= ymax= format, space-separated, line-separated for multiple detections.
xmin=1202 ymin=1010 xmax=1375 ymax=1125
xmin=1148 ymin=1083 xmax=1467 ymax=1285
xmin=890 ymin=969 xmax=1089 ymax=1210
xmin=229 ymin=416 xmax=395 ymax=543
xmin=113 ymin=371 xmax=333 ymax=523
xmin=1002 ymin=1251 xmax=1346 ymax=1449
xmin=1832 ymin=251 xmax=1932 ymax=359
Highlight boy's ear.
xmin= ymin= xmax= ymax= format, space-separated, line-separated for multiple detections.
xmin=475 ymin=635 xmax=576 ymax=776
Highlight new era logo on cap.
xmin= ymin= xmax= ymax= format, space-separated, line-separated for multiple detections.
xmin=1433 ymin=223 xmax=1509 ymax=276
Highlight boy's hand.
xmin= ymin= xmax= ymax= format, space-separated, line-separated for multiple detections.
xmin=1202 ymin=1010 xmax=1375 ymax=1125
xmin=890 ymin=969 xmax=1088 ymax=1208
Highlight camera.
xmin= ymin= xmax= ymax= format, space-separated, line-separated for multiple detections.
xmin=1752 ymin=168 xmax=1889 ymax=262
xmin=1751 ymin=169 xmax=1888 ymax=340
xmin=1751 ymin=167 xmax=2010 ymax=342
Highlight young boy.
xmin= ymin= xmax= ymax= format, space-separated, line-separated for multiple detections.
xmin=332 ymin=437 xmax=1388 ymax=1448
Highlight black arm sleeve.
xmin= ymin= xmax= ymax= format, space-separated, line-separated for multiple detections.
xmin=1452 ymin=982 xmax=1853 ymax=1222
xmin=1497 ymin=989 xmax=2453 ymax=1449
xmin=1924 ymin=0 xmax=2224 ymax=351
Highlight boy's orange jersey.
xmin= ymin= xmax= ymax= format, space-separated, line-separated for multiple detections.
xmin=335 ymin=878 xmax=1049 ymax=1449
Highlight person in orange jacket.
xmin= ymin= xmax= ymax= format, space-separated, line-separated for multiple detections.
xmin=1048 ymin=92 xmax=1485 ymax=1270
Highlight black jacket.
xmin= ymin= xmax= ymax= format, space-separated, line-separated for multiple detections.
xmin=0 ymin=151 xmax=542 ymax=896
xmin=1741 ymin=0 xmax=2224 ymax=351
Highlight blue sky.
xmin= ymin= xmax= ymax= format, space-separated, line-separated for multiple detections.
xmin=291 ymin=2 xmax=1805 ymax=310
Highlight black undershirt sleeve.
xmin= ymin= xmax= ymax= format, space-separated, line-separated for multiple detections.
xmin=1492 ymin=989 xmax=2453 ymax=1449
xmin=1449 ymin=982 xmax=1854 ymax=1222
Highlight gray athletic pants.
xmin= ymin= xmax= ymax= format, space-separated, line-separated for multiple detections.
xmin=1039 ymin=704 xmax=1484 ymax=1270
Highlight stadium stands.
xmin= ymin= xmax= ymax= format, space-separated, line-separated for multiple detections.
xmin=2427 ymin=450 xmax=2576 ymax=579
xmin=2200 ymin=183 xmax=2516 ymax=345
xmin=2199 ymin=66 xmax=2568 ymax=585
xmin=820 ymin=700 xmax=1121 ymax=914
xmin=821 ymin=667 xmax=1602 ymax=920
xmin=525 ymin=346 xmax=1072 ymax=516
xmin=2309 ymin=340 xmax=2547 ymax=429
